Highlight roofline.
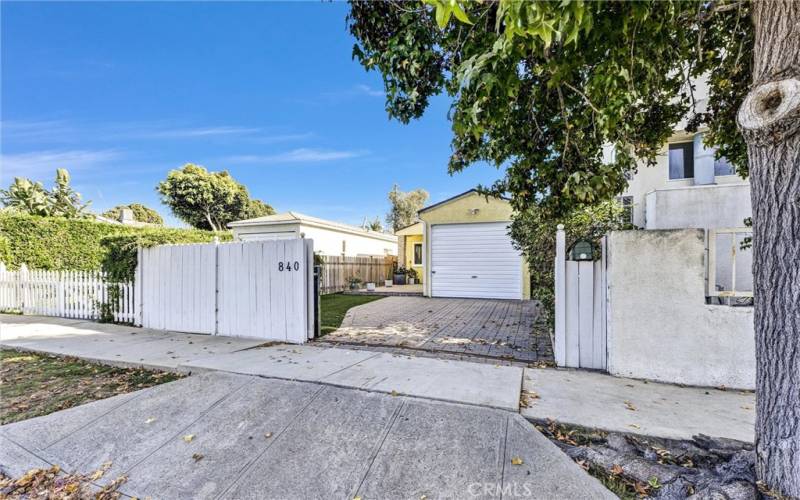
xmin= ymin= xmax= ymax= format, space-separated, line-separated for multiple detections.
xmin=228 ymin=215 xmax=398 ymax=243
xmin=395 ymin=220 xmax=423 ymax=232
xmin=418 ymin=189 xmax=510 ymax=214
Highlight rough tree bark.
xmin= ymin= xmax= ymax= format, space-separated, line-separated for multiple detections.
xmin=736 ymin=0 xmax=800 ymax=496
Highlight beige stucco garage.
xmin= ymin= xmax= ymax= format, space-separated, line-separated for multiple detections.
xmin=418 ymin=190 xmax=530 ymax=300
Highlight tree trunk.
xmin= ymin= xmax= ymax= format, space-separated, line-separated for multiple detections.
xmin=204 ymin=211 xmax=218 ymax=232
xmin=737 ymin=1 xmax=800 ymax=496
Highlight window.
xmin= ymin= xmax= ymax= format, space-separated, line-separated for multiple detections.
xmin=668 ymin=142 xmax=694 ymax=179
xmin=617 ymin=196 xmax=634 ymax=226
xmin=413 ymin=243 xmax=423 ymax=265
xmin=714 ymin=155 xmax=736 ymax=176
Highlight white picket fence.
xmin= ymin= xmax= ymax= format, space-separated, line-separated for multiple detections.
xmin=0 ymin=263 xmax=135 ymax=323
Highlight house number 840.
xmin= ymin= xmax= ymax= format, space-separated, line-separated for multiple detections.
xmin=278 ymin=261 xmax=300 ymax=272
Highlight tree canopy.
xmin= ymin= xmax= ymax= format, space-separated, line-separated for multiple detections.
xmin=349 ymin=1 xmax=750 ymax=218
xmin=157 ymin=164 xmax=275 ymax=231
xmin=385 ymin=184 xmax=429 ymax=232
xmin=1 ymin=169 xmax=91 ymax=218
xmin=102 ymin=203 xmax=164 ymax=225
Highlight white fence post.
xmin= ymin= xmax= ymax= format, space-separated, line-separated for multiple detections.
xmin=554 ymin=224 xmax=567 ymax=367
xmin=19 ymin=264 xmax=29 ymax=314
xmin=134 ymin=247 xmax=143 ymax=326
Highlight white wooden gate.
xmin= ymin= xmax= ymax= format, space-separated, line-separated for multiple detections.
xmin=554 ymin=225 xmax=607 ymax=370
xmin=136 ymin=239 xmax=314 ymax=343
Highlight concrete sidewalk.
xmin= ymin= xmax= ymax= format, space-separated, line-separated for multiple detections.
xmin=0 ymin=315 xmax=267 ymax=370
xmin=2 ymin=315 xmax=756 ymax=441
xmin=1 ymin=372 xmax=615 ymax=500
xmin=522 ymin=368 xmax=755 ymax=443
xmin=1 ymin=314 xmax=523 ymax=411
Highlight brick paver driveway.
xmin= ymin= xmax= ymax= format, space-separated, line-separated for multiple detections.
xmin=319 ymin=296 xmax=553 ymax=364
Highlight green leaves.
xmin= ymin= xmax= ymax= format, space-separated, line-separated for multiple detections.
xmin=347 ymin=0 xmax=752 ymax=219
xmin=102 ymin=204 xmax=164 ymax=225
xmin=1 ymin=169 xmax=91 ymax=219
xmin=156 ymin=164 xmax=274 ymax=231
xmin=425 ymin=0 xmax=472 ymax=28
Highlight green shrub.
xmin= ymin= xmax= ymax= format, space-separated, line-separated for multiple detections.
xmin=0 ymin=213 xmax=229 ymax=280
xmin=0 ymin=213 xmax=130 ymax=270
xmin=510 ymin=200 xmax=630 ymax=323
xmin=101 ymin=229 xmax=231 ymax=282
xmin=0 ymin=234 xmax=12 ymax=267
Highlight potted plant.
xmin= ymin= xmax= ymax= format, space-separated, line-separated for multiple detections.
xmin=406 ymin=267 xmax=418 ymax=285
xmin=347 ymin=276 xmax=363 ymax=290
xmin=393 ymin=266 xmax=407 ymax=285
xmin=366 ymin=282 xmax=376 ymax=291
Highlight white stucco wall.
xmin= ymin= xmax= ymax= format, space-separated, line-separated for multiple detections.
xmin=297 ymin=224 xmax=397 ymax=257
xmin=606 ymin=229 xmax=755 ymax=389
xmin=233 ymin=223 xmax=300 ymax=242
xmin=644 ymin=183 xmax=752 ymax=230
xmin=231 ymin=223 xmax=396 ymax=257
xmin=621 ymin=134 xmax=749 ymax=229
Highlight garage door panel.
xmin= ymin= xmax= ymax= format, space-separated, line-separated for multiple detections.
xmin=431 ymin=222 xmax=522 ymax=300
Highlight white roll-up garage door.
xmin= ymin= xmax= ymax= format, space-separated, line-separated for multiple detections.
xmin=430 ymin=222 xmax=522 ymax=299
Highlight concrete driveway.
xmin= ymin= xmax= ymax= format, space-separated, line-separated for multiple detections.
xmin=321 ymin=296 xmax=553 ymax=364
xmin=1 ymin=372 xmax=613 ymax=499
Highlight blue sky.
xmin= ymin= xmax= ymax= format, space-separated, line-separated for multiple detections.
xmin=1 ymin=1 xmax=502 ymax=227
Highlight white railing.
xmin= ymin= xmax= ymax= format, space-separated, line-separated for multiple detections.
xmin=707 ymin=227 xmax=753 ymax=300
xmin=0 ymin=263 xmax=135 ymax=323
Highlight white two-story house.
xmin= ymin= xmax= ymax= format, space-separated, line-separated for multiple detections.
xmin=619 ymin=131 xmax=750 ymax=231
xmin=617 ymin=76 xmax=751 ymax=231
xmin=612 ymin=84 xmax=753 ymax=298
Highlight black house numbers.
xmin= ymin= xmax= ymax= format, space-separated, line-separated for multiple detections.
xmin=278 ymin=261 xmax=300 ymax=272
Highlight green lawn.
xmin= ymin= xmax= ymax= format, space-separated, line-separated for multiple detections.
xmin=0 ymin=349 xmax=183 ymax=425
xmin=320 ymin=293 xmax=384 ymax=335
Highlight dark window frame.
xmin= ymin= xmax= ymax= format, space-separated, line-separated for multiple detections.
xmin=413 ymin=242 xmax=423 ymax=266
xmin=668 ymin=142 xmax=694 ymax=180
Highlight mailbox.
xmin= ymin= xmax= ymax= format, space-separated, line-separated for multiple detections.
xmin=569 ymin=240 xmax=595 ymax=261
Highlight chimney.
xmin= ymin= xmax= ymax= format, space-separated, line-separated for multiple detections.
xmin=119 ymin=208 xmax=135 ymax=224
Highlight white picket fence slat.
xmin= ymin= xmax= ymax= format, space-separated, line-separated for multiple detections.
xmin=0 ymin=263 xmax=135 ymax=323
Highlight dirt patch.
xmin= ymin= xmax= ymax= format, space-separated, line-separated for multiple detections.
xmin=0 ymin=348 xmax=183 ymax=425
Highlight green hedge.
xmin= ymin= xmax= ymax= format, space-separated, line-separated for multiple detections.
xmin=101 ymin=230 xmax=231 ymax=282
xmin=0 ymin=213 xmax=230 ymax=279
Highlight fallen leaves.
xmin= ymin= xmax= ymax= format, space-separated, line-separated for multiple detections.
xmin=519 ymin=389 xmax=540 ymax=408
xmin=89 ymin=461 xmax=113 ymax=481
xmin=0 ymin=464 xmax=128 ymax=500
xmin=623 ymin=401 xmax=637 ymax=411
xmin=182 ymin=434 xmax=195 ymax=443
xmin=510 ymin=457 xmax=524 ymax=465
xmin=610 ymin=464 xmax=624 ymax=475
xmin=192 ymin=453 xmax=204 ymax=462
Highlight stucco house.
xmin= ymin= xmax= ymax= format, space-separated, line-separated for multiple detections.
xmin=397 ymin=190 xmax=530 ymax=300
xmin=228 ymin=212 xmax=397 ymax=257
xmin=617 ymin=77 xmax=751 ymax=231
xmin=618 ymin=132 xmax=750 ymax=230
